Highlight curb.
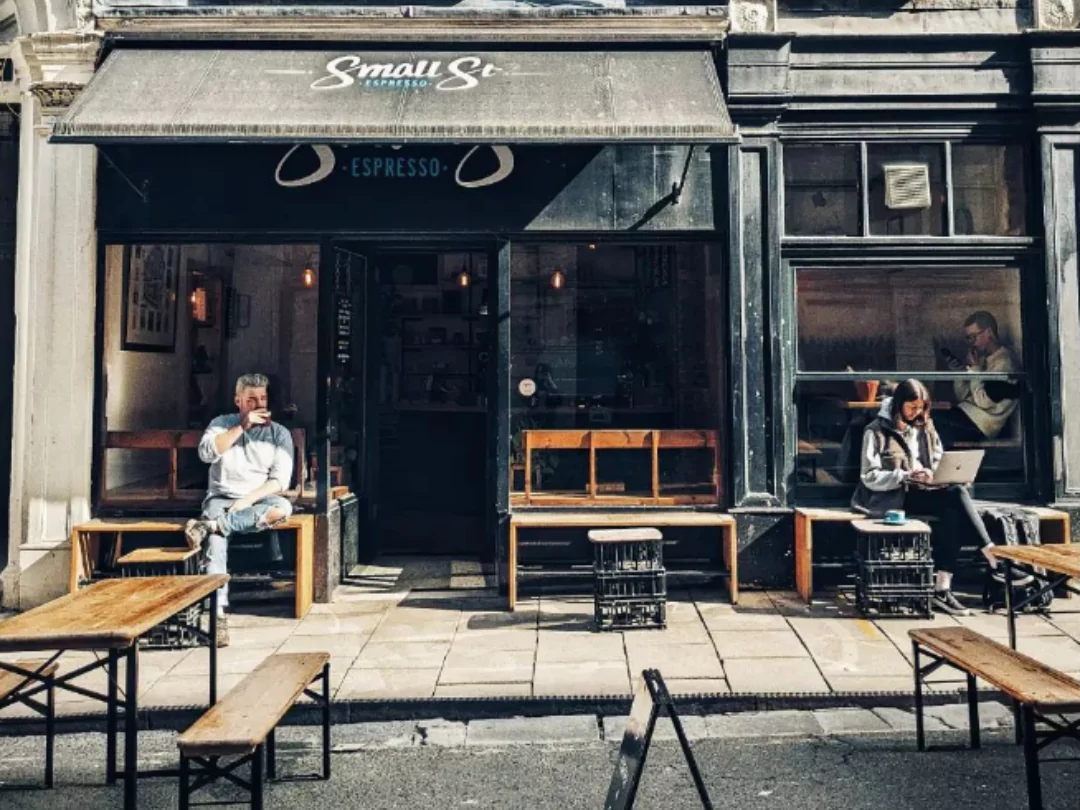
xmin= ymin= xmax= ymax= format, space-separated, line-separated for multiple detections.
xmin=0 ymin=686 xmax=999 ymax=737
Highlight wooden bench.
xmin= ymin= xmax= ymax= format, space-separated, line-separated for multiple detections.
xmin=910 ymin=626 xmax=1080 ymax=810
xmin=71 ymin=516 xmax=317 ymax=619
xmin=508 ymin=511 xmax=737 ymax=610
xmin=178 ymin=652 xmax=331 ymax=810
xmin=0 ymin=660 xmax=58 ymax=788
xmin=794 ymin=505 xmax=1071 ymax=604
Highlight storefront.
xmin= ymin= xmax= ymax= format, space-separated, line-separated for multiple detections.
xmin=53 ymin=43 xmax=736 ymax=599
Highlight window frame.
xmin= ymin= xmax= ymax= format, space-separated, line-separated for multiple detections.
xmin=785 ymin=251 xmax=1045 ymax=503
xmin=780 ymin=139 xmax=1033 ymax=241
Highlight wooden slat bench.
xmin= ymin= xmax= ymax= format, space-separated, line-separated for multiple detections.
xmin=0 ymin=660 xmax=58 ymax=788
xmin=71 ymin=516 xmax=317 ymax=619
xmin=910 ymin=626 xmax=1080 ymax=810
xmin=794 ymin=506 xmax=1071 ymax=604
xmin=178 ymin=652 xmax=332 ymax=810
xmin=508 ymin=511 xmax=737 ymax=610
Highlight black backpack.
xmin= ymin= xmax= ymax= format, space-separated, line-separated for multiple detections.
xmin=980 ymin=506 xmax=1054 ymax=613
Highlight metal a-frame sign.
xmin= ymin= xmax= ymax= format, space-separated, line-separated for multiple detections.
xmin=603 ymin=669 xmax=715 ymax=810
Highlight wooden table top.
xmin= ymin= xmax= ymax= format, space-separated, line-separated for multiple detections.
xmin=0 ymin=575 xmax=229 ymax=652
xmin=989 ymin=545 xmax=1080 ymax=579
xmin=510 ymin=511 xmax=735 ymax=527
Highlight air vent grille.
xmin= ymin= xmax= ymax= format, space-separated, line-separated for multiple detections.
xmin=883 ymin=163 xmax=932 ymax=210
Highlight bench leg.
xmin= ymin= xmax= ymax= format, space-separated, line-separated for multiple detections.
xmin=723 ymin=524 xmax=739 ymax=605
xmin=107 ymin=649 xmax=118 ymax=783
xmin=508 ymin=523 xmax=518 ymax=611
xmin=966 ymin=673 xmax=980 ymax=750
xmin=322 ymin=662 xmax=332 ymax=780
xmin=912 ymin=641 xmax=925 ymax=752
xmin=45 ymin=676 xmax=55 ymax=788
xmin=267 ymin=730 xmax=276 ymax=781
xmin=1021 ymin=707 xmax=1043 ymax=810
xmin=178 ymin=756 xmax=190 ymax=810
xmin=252 ymin=744 xmax=265 ymax=810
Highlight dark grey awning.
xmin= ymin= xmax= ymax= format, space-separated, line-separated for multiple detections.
xmin=52 ymin=48 xmax=734 ymax=144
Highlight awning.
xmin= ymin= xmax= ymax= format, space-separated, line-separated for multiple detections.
xmin=52 ymin=48 xmax=734 ymax=144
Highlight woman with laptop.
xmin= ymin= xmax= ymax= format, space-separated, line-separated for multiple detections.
xmin=851 ymin=378 xmax=998 ymax=616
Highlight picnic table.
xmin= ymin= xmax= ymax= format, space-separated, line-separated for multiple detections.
xmin=989 ymin=545 xmax=1080 ymax=651
xmin=0 ymin=574 xmax=228 ymax=809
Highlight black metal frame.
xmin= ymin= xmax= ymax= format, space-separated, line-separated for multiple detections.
xmin=178 ymin=661 xmax=332 ymax=810
xmin=0 ymin=590 xmax=219 ymax=809
xmin=911 ymin=637 xmax=1080 ymax=810
xmin=0 ymin=661 xmax=56 ymax=789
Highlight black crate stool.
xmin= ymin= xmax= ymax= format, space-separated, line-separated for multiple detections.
xmin=852 ymin=519 xmax=933 ymax=619
xmin=118 ymin=547 xmax=208 ymax=648
xmin=588 ymin=528 xmax=667 ymax=631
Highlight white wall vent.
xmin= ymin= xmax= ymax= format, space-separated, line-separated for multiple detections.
xmin=883 ymin=163 xmax=932 ymax=210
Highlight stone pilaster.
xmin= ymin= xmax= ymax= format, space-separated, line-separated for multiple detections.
xmin=1 ymin=32 xmax=100 ymax=609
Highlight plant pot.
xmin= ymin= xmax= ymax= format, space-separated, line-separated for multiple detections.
xmin=854 ymin=380 xmax=880 ymax=403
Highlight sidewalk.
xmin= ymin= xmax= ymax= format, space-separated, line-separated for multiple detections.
xmin=3 ymin=582 xmax=1080 ymax=715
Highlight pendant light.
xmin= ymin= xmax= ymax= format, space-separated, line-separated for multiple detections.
xmin=550 ymin=268 xmax=566 ymax=290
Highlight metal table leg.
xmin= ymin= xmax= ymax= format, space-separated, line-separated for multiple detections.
xmin=209 ymin=591 xmax=219 ymax=706
xmin=107 ymin=649 xmax=119 ymax=783
xmin=124 ymin=644 xmax=139 ymax=810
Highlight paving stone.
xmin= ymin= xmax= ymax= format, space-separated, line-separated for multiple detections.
xmin=813 ymin=708 xmax=892 ymax=734
xmin=711 ymin=629 xmax=810 ymax=659
xmin=1012 ymin=636 xmax=1080 ymax=672
xmin=466 ymin=715 xmax=600 ymax=747
xmin=705 ymin=710 xmax=824 ymax=738
xmin=627 ymin=643 xmax=724 ymax=680
xmin=368 ymin=620 xmax=459 ymax=644
xmin=956 ymin=611 xmax=1064 ymax=639
xmin=457 ymin=610 xmax=539 ymax=633
xmin=336 ymin=668 xmax=439 ymax=699
xmin=790 ymin=617 xmax=912 ymax=677
xmin=925 ymin=701 xmax=1014 ymax=730
xmin=292 ymin=613 xmax=384 ymax=636
xmin=724 ymin=657 xmax=831 ymax=693
xmin=415 ymin=719 xmax=467 ymax=747
xmin=824 ymin=674 xmax=918 ymax=693
xmin=434 ymin=683 xmax=533 ymax=698
xmin=437 ymin=649 xmax=535 ymax=685
xmin=277 ymin=632 xmax=366 ymax=659
xmin=536 ymin=633 xmax=626 ymax=663
xmin=872 ymin=707 xmax=950 ymax=733
xmin=331 ymin=721 xmax=418 ymax=750
xmin=603 ymin=714 xmax=709 ymax=742
xmin=353 ymin=641 xmax=451 ymax=670
xmin=533 ymin=662 xmax=631 ymax=697
xmin=642 ymin=677 xmax=729 ymax=695
xmin=447 ymin=629 xmax=538 ymax=651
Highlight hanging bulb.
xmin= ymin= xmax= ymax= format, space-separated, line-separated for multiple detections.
xmin=302 ymin=266 xmax=316 ymax=288
xmin=550 ymin=268 xmax=566 ymax=290
xmin=456 ymin=268 xmax=472 ymax=288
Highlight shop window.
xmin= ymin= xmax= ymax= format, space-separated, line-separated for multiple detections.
xmin=867 ymin=143 xmax=946 ymax=237
xmin=952 ymin=144 xmax=1027 ymax=236
xmin=794 ymin=266 xmax=1027 ymax=489
xmin=99 ymin=243 xmax=320 ymax=507
xmin=784 ymin=144 xmax=861 ymax=237
xmin=509 ymin=243 xmax=723 ymax=506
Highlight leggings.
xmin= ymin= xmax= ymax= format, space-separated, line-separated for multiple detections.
xmin=904 ymin=484 xmax=992 ymax=573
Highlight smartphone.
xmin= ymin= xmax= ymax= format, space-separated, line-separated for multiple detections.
xmin=939 ymin=346 xmax=958 ymax=363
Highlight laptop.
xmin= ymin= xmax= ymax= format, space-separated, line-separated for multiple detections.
xmin=931 ymin=450 xmax=986 ymax=485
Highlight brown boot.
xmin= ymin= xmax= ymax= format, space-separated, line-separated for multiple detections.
xmin=215 ymin=614 xmax=230 ymax=648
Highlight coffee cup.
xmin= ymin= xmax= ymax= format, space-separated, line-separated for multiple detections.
xmin=884 ymin=510 xmax=907 ymax=525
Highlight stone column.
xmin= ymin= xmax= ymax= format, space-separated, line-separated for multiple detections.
xmin=1 ymin=32 xmax=100 ymax=609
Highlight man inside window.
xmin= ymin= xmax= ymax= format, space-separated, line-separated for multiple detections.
xmin=937 ymin=311 xmax=1022 ymax=444
xmin=185 ymin=373 xmax=294 ymax=647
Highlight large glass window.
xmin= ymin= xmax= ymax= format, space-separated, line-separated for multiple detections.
xmin=509 ymin=243 xmax=723 ymax=505
xmin=783 ymin=141 xmax=1028 ymax=238
xmin=101 ymin=243 xmax=319 ymax=506
xmin=794 ymin=266 xmax=1027 ymax=489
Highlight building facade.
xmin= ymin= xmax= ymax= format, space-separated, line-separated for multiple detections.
xmin=4 ymin=0 xmax=1080 ymax=609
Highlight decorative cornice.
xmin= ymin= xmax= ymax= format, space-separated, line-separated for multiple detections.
xmin=29 ymin=81 xmax=84 ymax=113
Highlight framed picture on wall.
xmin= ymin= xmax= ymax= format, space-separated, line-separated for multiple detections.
xmin=122 ymin=244 xmax=180 ymax=352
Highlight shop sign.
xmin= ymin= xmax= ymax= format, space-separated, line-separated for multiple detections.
xmin=311 ymin=56 xmax=502 ymax=92
xmin=274 ymin=144 xmax=515 ymax=190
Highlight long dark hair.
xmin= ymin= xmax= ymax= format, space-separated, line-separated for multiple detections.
xmin=892 ymin=378 xmax=933 ymax=428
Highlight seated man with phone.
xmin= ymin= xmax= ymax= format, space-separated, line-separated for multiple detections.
xmin=851 ymin=379 xmax=999 ymax=616
xmin=936 ymin=310 xmax=1022 ymax=445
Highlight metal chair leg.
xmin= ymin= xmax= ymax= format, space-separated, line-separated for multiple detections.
xmin=913 ymin=641 xmax=925 ymax=752
xmin=967 ymin=672 xmax=980 ymax=749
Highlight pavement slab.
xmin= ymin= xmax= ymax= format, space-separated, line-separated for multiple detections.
xmin=353 ymin=641 xmax=451 ymax=670
xmin=533 ymin=661 xmax=631 ymax=696
xmin=711 ymin=629 xmax=811 ymax=659
xmin=437 ymin=648 xmax=535 ymax=685
xmin=336 ymin=667 xmax=440 ymax=699
xmin=465 ymin=714 xmax=600 ymax=746
xmin=790 ymin=617 xmax=913 ymax=677
xmin=724 ymin=657 xmax=831 ymax=693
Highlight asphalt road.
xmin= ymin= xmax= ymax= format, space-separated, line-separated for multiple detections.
xmin=2 ymin=721 xmax=1078 ymax=810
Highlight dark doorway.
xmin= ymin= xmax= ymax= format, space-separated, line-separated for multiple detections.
xmin=0 ymin=111 xmax=18 ymax=574
xmin=357 ymin=245 xmax=494 ymax=557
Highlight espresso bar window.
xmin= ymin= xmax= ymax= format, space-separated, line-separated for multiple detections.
xmin=952 ymin=144 xmax=1027 ymax=236
xmin=509 ymin=243 xmax=723 ymax=505
xmin=783 ymin=144 xmax=862 ymax=237
xmin=794 ymin=265 xmax=1027 ymax=489
xmin=867 ymin=143 xmax=947 ymax=237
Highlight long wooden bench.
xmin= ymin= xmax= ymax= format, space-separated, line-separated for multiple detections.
xmin=178 ymin=652 xmax=331 ymax=810
xmin=0 ymin=660 xmax=58 ymax=787
xmin=794 ymin=505 xmax=1071 ymax=604
xmin=910 ymin=626 xmax=1080 ymax=810
xmin=508 ymin=511 xmax=737 ymax=610
xmin=71 ymin=516 xmax=317 ymax=619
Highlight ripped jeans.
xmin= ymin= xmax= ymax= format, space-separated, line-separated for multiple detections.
xmin=202 ymin=494 xmax=292 ymax=611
